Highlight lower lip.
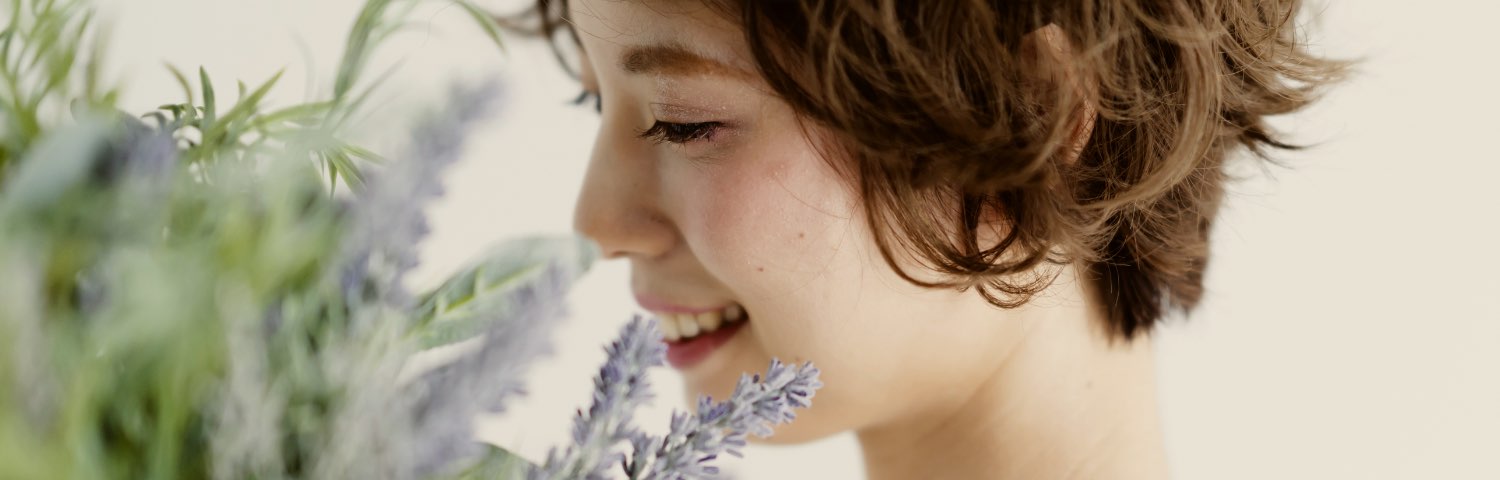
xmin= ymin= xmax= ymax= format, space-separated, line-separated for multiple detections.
xmin=665 ymin=320 xmax=746 ymax=369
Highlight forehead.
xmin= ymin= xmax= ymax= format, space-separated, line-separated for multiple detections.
xmin=568 ymin=0 xmax=754 ymax=73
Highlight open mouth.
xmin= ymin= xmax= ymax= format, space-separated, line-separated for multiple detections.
xmin=649 ymin=303 xmax=748 ymax=369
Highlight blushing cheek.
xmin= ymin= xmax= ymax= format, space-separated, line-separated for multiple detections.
xmin=687 ymin=171 xmax=764 ymax=277
xmin=687 ymin=144 xmax=862 ymax=349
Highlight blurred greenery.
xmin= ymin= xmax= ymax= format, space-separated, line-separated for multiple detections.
xmin=0 ymin=0 xmax=578 ymax=478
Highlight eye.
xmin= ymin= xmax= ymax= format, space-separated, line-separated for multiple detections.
xmin=573 ymin=89 xmax=601 ymax=113
xmin=638 ymin=121 xmax=723 ymax=145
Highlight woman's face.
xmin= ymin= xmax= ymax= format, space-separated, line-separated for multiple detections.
xmin=570 ymin=0 xmax=1026 ymax=442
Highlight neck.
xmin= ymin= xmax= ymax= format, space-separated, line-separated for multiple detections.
xmin=855 ymin=275 xmax=1169 ymax=480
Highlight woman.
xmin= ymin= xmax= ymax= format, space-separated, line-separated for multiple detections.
xmin=521 ymin=1 xmax=1342 ymax=478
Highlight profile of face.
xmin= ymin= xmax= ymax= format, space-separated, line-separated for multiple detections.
xmin=570 ymin=0 xmax=1039 ymax=443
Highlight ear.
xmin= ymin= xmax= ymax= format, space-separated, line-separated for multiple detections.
xmin=1019 ymin=24 xmax=1097 ymax=166
xmin=972 ymin=25 xmax=1096 ymax=249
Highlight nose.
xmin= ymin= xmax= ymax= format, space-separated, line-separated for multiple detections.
xmin=573 ymin=115 xmax=676 ymax=260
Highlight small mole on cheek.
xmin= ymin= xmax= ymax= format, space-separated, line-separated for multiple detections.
xmin=756 ymin=266 xmax=765 ymax=272
xmin=797 ymin=232 xmax=805 ymax=239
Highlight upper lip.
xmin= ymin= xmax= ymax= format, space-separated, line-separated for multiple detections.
xmin=634 ymin=293 xmax=731 ymax=314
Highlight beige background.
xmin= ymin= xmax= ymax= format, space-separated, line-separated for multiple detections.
xmin=91 ymin=0 xmax=1499 ymax=478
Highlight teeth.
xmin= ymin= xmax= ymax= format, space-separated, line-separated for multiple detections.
xmin=696 ymin=311 xmax=722 ymax=331
xmin=659 ymin=317 xmax=681 ymax=342
xmin=677 ymin=315 xmax=700 ymax=337
xmin=651 ymin=303 xmax=746 ymax=342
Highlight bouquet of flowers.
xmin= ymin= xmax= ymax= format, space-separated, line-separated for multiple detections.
xmin=0 ymin=0 xmax=821 ymax=478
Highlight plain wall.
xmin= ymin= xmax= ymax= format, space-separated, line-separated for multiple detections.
xmin=90 ymin=0 xmax=1499 ymax=478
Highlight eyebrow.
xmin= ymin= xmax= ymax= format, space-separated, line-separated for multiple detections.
xmin=618 ymin=43 xmax=752 ymax=79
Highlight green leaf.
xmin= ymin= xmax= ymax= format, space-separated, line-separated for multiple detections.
xmin=325 ymin=149 xmax=364 ymax=189
xmin=340 ymin=143 xmax=384 ymax=164
xmin=333 ymin=0 xmax=394 ymax=101
xmin=328 ymin=59 xmax=400 ymax=129
xmin=3 ymin=1 xmax=20 ymax=38
xmin=0 ymin=25 xmax=15 ymax=70
xmin=410 ymin=236 xmax=598 ymax=349
xmin=451 ymin=444 xmax=533 ymax=479
xmin=251 ymin=100 xmax=331 ymax=130
xmin=164 ymin=63 xmax=194 ymax=106
xmin=203 ymin=69 xmax=283 ymax=148
xmin=451 ymin=0 xmax=506 ymax=55
xmin=198 ymin=67 xmax=216 ymax=133
xmin=35 ymin=8 xmax=87 ymax=97
xmin=82 ymin=12 xmax=108 ymax=102
xmin=325 ymin=152 xmax=339 ymax=192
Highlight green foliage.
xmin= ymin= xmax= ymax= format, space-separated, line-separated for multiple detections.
xmin=0 ymin=152 xmax=338 ymax=479
xmin=0 ymin=0 xmax=565 ymax=478
xmin=0 ymin=0 xmax=117 ymax=177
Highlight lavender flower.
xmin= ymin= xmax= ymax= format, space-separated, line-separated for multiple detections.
xmin=637 ymin=359 xmax=823 ymax=480
xmin=530 ymin=315 xmax=822 ymax=480
xmin=103 ymin=110 xmax=179 ymax=183
xmin=536 ymin=316 xmax=666 ymax=480
xmin=309 ymin=80 xmax=518 ymax=479
xmin=408 ymin=264 xmax=573 ymax=477
xmin=341 ymin=79 xmax=501 ymax=309
xmin=308 ymin=317 xmax=417 ymax=479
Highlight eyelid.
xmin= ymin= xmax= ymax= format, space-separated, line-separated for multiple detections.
xmin=648 ymin=102 xmax=724 ymax=122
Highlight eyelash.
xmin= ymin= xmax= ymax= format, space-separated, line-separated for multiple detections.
xmin=573 ymin=90 xmax=602 ymax=113
xmin=574 ymin=89 xmax=722 ymax=145
xmin=638 ymin=121 xmax=723 ymax=145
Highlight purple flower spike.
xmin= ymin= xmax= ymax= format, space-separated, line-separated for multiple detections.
xmin=529 ymin=318 xmax=822 ymax=480
xmin=536 ymin=316 xmax=666 ymax=480
xmin=635 ymin=359 xmax=823 ymax=480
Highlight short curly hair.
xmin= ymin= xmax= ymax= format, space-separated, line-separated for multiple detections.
xmin=519 ymin=0 xmax=1346 ymax=339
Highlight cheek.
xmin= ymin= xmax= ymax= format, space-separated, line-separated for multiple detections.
xmin=681 ymin=138 xmax=900 ymax=367
xmin=676 ymin=136 xmax=866 ymax=333
xmin=669 ymin=135 xmax=995 ymax=437
xmin=691 ymin=145 xmax=852 ymax=292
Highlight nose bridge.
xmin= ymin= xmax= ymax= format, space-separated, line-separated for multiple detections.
xmin=573 ymin=117 xmax=674 ymax=260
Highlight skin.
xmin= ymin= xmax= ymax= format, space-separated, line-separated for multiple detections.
xmin=568 ymin=0 xmax=1170 ymax=477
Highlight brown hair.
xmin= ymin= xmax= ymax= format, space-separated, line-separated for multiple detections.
xmin=519 ymin=0 xmax=1345 ymax=340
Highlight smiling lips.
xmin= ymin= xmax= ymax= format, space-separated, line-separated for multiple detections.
xmin=637 ymin=298 xmax=749 ymax=369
